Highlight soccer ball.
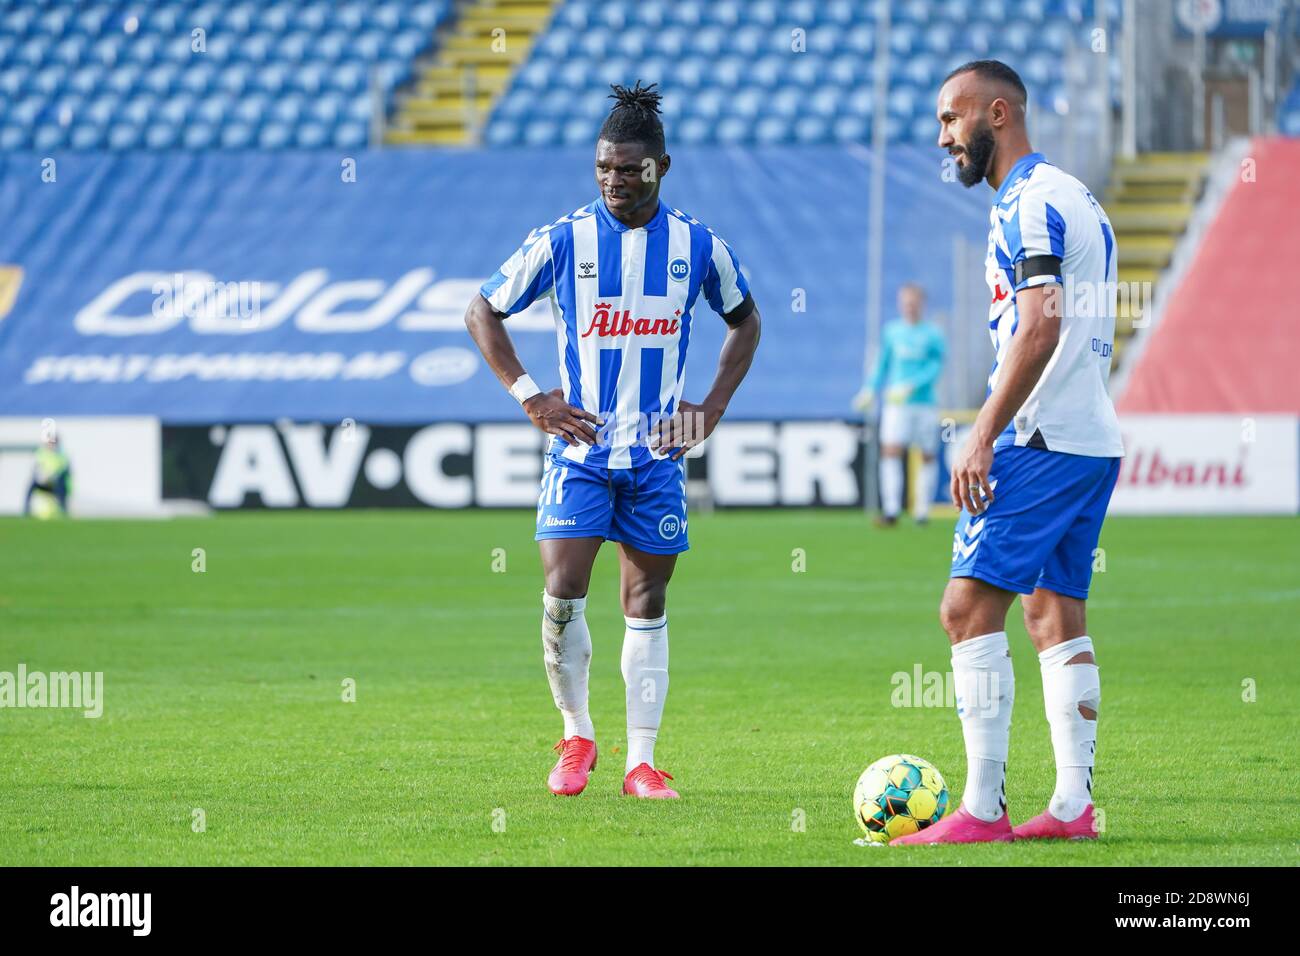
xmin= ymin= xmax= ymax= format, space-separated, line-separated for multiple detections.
xmin=28 ymin=489 xmax=63 ymax=521
xmin=854 ymin=753 xmax=949 ymax=843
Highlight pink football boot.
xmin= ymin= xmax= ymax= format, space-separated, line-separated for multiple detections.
xmin=1013 ymin=805 xmax=1099 ymax=840
xmin=891 ymin=805 xmax=1014 ymax=845
xmin=621 ymin=763 xmax=679 ymax=799
xmin=547 ymin=737 xmax=597 ymax=796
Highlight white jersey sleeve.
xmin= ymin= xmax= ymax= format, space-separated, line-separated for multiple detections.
xmin=700 ymin=233 xmax=752 ymax=320
xmin=1007 ymin=175 xmax=1067 ymax=290
xmin=480 ymin=229 xmax=555 ymax=316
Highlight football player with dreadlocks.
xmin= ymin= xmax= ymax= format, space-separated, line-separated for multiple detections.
xmin=465 ymin=82 xmax=761 ymax=800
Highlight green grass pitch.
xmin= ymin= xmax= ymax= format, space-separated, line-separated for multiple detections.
xmin=0 ymin=510 xmax=1295 ymax=866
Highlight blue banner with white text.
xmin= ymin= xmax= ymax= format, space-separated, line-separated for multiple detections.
xmin=0 ymin=147 xmax=987 ymax=423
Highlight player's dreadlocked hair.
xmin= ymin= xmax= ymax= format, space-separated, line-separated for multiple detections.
xmin=598 ymin=81 xmax=665 ymax=154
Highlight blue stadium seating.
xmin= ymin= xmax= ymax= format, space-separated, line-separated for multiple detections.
xmin=1 ymin=0 xmax=1292 ymax=151
xmin=488 ymin=0 xmax=1126 ymax=147
xmin=0 ymin=0 xmax=450 ymax=151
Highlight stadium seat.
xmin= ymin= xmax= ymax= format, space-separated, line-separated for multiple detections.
xmin=106 ymin=123 xmax=142 ymax=149
xmin=233 ymin=94 xmax=268 ymax=125
xmin=69 ymin=123 xmax=106 ymax=149
xmin=832 ymin=115 xmax=869 ymax=143
xmin=257 ymin=121 xmax=293 ymax=149
xmin=144 ymin=122 xmax=180 ymax=149
xmin=182 ymin=122 xmax=217 ymax=149
xmin=336 ymin=121 xmax=369 ymax=149
xmin=295 ymin=122 xmax=330 ymax=148
xmin=158 ymin=94 xmax=193 ymax=126
xmin=11 ymin=98 xmax=45 ymax=128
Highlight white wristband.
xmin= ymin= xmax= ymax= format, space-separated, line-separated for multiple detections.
xmin=509 ymin=373 xmax=542 ymax=405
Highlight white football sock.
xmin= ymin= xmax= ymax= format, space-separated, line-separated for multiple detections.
xmin=914 ymin=458 xmax=938 ymax=521
xmin=541 ymin=590 xmax=594 ymax=741
xmin=1039 ymin=635 xmax=1100 ymax=822
xmin=880 ymin=455 xmax=904 ymax=518
xmin=951 ymin=631 xmax=1015 ymax=822
xmin=621 ymin=614 xmax=668 ymax=773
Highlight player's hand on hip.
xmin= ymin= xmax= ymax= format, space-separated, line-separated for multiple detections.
xmin=950 ymin=438 xmax=995 ymax=515
xmin=523 ymin=388 xmax=602 ymax=446
xmin=651 ymin=399 xmax=721 ymax=461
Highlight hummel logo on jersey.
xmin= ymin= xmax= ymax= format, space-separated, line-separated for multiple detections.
xmin=582 ymin=303 xmax=681 ymax=339
xmin=1001 ymin=177 xmax=1030 ymax=205
xmin=578 ymin=261 xmax=596 ymax=278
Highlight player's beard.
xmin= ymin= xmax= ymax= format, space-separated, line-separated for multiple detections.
xmin=956 ymin=123 xmax=996 ymax=188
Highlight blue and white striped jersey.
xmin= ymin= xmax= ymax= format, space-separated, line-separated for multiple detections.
xmin=985 ymin=152 xmax=1124 ymax=458
xmin=481 ymin=198 xmax=752 ymax=469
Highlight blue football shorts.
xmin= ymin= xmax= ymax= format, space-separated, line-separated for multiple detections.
xmin=535 ymin=450 xmax=689 ymax=555
xmin=950 ymin=443 xmax=1122 ymax=599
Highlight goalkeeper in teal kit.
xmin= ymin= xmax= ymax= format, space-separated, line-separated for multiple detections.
xmin=856 ymin=283 xmax=947 ymax=525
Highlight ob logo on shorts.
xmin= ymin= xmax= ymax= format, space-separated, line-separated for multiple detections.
xmin=658 ymin=514 xmax=682 ymax=540
xmin=668 ymin=257 xmax=690 ymax=283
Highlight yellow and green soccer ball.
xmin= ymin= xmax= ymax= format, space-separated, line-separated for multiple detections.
xmin=28 ymin=489 xmax=64 ymax=521
xmin=854 ymin=754 xmax=950 ymax=843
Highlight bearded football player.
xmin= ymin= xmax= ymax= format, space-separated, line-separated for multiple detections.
xmin=893 ymin=60 xmax=1123 ymax=844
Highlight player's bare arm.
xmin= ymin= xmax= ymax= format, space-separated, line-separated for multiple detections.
xmin=463 ymin=292 xmax=601 ymax=446
xmin=651 ymin=305 xmax=761 ymax=460
xmin=950 ymin=284 xmax=1060 ymax=514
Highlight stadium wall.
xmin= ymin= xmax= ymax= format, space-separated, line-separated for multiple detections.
xmin=3 ymin=412 xmax=1295 ymax=515
xmin=0 ymin=146 xmax=981 ymax=514
xmin=0 ymin=416 xmax=158 ymax=516
xmin=2 ymin=150 xmax=1295 ymax=515
xmin=0 ymin=147 xmax=988 ymax=423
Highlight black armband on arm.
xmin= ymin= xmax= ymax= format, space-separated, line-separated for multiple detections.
xmin=722 ymin=293 xmax=756 ymax=326
xmin=1014 ymin=255 xmax=1063 ymax=288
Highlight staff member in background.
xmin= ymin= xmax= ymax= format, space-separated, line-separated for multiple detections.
xmin=855 ymin=283 xmax=947 ymax=526
xmin=25 ymin=434 xmax=72 ymax=519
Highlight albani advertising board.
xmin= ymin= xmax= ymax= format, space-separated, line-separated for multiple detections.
xmin=1108 ymin=415 xmax=1299 ymax=515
